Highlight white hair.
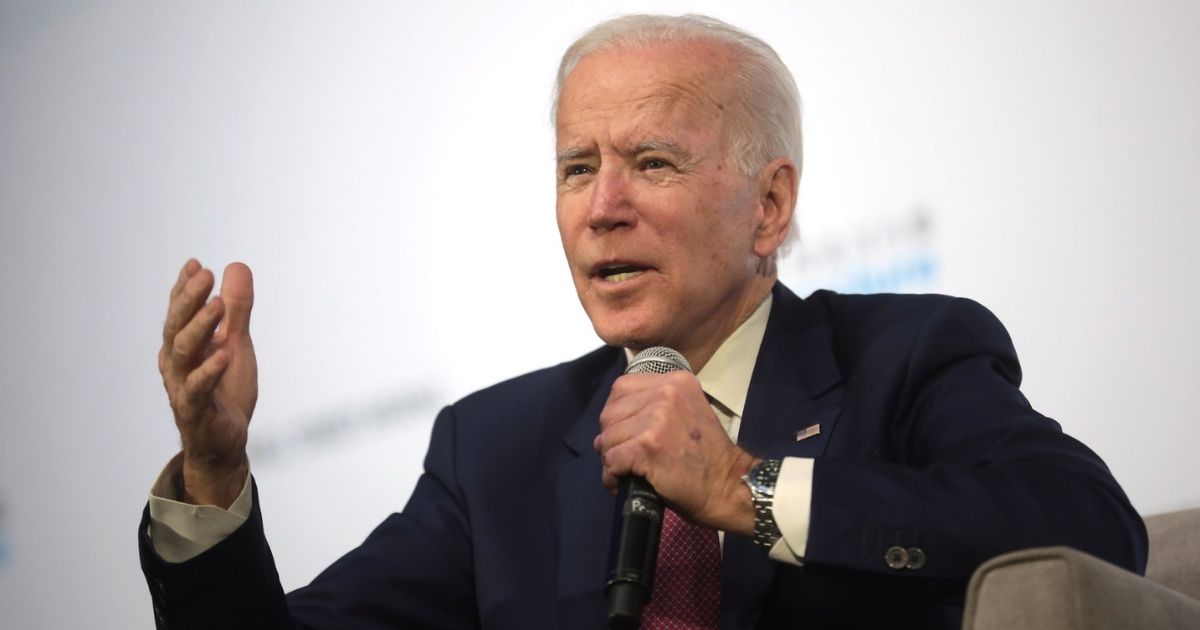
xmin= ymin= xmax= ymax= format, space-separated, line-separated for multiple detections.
xmin=552 ymin=14 xmax=802 ymax=251
xmin=554 ymin=14 xmax=801 ymax=180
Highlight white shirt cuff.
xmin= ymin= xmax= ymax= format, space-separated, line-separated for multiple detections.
xmin=146 ymin=451 xmax=253 ymax=563
xmin=767 ymin=456 xmax=813 ymax=566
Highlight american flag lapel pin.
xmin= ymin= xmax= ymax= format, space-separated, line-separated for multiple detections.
xmin=795 ymin=424 xmax=821 ymax=442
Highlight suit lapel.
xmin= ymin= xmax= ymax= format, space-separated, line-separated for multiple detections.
xmin=555 ymin=350 xmax=626 ymax=627
xmin=721 ymin=283 xmax=845 ymax=630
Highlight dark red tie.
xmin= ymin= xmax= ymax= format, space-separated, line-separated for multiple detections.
xmin=640 ymin=507 xmax=722 ymax=629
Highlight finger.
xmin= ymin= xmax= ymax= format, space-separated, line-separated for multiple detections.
xmin=598 ymin=380 xmax=680 ymax=431
xmin=162 ymin=260 xmax=202 ymax=356
xmin=600 ymin=441 xmax=647 ymax=492
xmin=609 ymin=372 xmax=665 ymax=396
xmin=608 ymin=371 xmax=700 ymax=404
xmin=163 ymin=268 xmax=215 ymax=348
xmin=172 ymin=296 xmax=226 ymax=370
xmin=602 ymin=467 xmax=619 ymax=494
xmin=184 ymin=348 xmax=230 ymax=406
xmin=599 ymin=378 xmax=661 ymax=428
xmin=160 ymin=260 xmax=200 ymax=376
xmin=594 ymin=406 xmax=655 ymax=454
xmin=215 ymin=262 xmax=254 ymax=343
xmin=169 ymin=259 xmax=202 ymax=301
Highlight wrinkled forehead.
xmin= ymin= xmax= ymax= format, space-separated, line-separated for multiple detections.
xmin=555 ymin=40 xmax=739 ymax=146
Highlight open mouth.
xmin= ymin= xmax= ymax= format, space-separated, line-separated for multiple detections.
xmin=597 ymin=264 xmax=648 ymax=283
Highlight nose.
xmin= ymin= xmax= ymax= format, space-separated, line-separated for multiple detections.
xmin=587 ymin=165 xmax=637 ymax=232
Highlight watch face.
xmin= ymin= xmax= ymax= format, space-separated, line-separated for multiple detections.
xmin=749 ymin=461 xmax=779 ymax=496
xmin=751 ymin=473 xmax=767 ymax=492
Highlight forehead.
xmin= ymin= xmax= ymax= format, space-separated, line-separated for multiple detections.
xmin=555 ymin=40 xmax=737 ymax=148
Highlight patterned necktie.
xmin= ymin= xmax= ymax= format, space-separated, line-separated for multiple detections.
xmin=640 ymin=507 xmax=722 ymax=629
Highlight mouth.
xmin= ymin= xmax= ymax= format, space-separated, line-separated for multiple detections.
xmin=593 ymin=262 xmax=651 ymax=283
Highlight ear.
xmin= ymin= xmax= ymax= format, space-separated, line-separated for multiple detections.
xmin=752 ymin=157 xmax=798 ymax=259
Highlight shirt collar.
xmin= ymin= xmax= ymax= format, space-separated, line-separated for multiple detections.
xmin=623 ymin=292 xmax=773 ymax=419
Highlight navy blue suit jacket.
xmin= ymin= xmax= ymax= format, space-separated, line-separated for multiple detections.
xmin=140 ymin=284 xmax=1147 ymax=629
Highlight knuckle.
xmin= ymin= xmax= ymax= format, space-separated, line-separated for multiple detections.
xmin=182 ymin=381 xmax=207 ymax=407
xmin=181 ymin=371 xmax=199 ymax=396
xmin=637 ymin=427 xmax=664 ymax=454
xmin=598 ymin=406 xmax=624 ymax=429
xmin=667 ymin=371 xmax=695 ymax=391
xmin=606 ymin=446 xmax=627 ymax=470
xmin=172 ymin=337 xmax=191 ymax=361
xmin=184 ymin=361 xmax=210 ymax=388
xmin=182 ymin=272 xmax=201 ymax=295
xmin=167 ymin=389 xmax=189 ymax=417
xmin=172 ymin=286 xmax=194 ymax=309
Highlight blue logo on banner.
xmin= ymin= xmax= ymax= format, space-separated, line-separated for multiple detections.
xmin=840 ymin=251 xmax=939 ymax=293
xmin=784 ymin=205 xmax=942 ymax=296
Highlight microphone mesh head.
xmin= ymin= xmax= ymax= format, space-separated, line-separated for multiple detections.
xmin=625 ymin=346 xmax=692 ymax=375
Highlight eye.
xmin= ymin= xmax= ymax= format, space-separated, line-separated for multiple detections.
xmin=641 ymin=158 xmax=669 ymax=170
xmin=563 ymin=164 xmax=592 ymax=178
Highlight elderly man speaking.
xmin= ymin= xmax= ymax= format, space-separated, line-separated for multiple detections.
xmin=140 ymin=14 xmax=1146 ymax=630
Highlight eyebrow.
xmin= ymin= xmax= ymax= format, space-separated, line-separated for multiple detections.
xmin=555 ymin=139 xmax=692 ymax=165
xmin=555 ymin=146 xmax=595 ymax=164
xmin=633 ymin=139 xmax=690 ymax=160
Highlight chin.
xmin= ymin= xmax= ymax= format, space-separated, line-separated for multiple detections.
xmin=589 ymin=316 xmax=665 ymax=351
xmin=592 ymin=325 xmax=644 ymax=350
xmin=580 ymin=294 xmax=674 ymax=348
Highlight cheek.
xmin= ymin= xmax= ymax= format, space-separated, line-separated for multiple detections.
xmin=708 ymin=190 xmax=761 ymax=250
xmin=554 ymin=198 xmax=568 ymax=232
xmin=555 ymin=201 xmax=579 ymax=252
xmin=556 ymin=190 xmax=592 ymax=228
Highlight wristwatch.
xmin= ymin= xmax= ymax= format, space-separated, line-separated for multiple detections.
xmin=742 ymin=458 xmax=783 ymax=549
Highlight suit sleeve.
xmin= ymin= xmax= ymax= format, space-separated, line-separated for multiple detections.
xmin=139 ymin=405 xmax=480 ymax=629
xmin=803 ymin=297 xmax=1148 ymax=580
xmin=139 ymin=479 xmax=295 ymax=629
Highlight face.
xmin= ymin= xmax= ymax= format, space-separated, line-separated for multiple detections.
xmin=555 ymin=40 xmax=780 ymax=367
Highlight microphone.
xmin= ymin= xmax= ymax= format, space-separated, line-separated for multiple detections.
xmin=606 ymin=346 xmax=693 ymax=630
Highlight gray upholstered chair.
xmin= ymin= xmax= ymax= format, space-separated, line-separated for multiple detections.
xmin=962 ymin=508 xmax=1200 ymax=629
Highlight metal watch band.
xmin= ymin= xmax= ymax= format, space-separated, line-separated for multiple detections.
xmin=743 ymin=458 xmax=783 ymax=549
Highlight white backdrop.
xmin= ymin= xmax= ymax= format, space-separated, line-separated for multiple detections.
xmin=1 ymin=1 xmax=1197 ymax=628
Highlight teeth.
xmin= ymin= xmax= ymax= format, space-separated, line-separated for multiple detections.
xmin=605 ymin=270 xmax=643 ymax=283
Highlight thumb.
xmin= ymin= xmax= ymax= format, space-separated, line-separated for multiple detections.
xmin=219 ymin=262 xmax=255 ymax=341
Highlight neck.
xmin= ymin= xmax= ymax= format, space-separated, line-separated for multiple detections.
xmin=674 ymin=276 xmax=775 ymax=373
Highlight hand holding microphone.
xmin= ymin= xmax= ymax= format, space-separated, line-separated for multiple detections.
xmin=597 ymin=347 xmax=759 ymax=627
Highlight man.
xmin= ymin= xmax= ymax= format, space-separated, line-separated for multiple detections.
xmin=141 ymin=14 xmax=1146 ymax=630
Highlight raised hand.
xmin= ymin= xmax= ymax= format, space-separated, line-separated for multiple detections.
xmin=158 ymin=259 xmax=258 ymax=507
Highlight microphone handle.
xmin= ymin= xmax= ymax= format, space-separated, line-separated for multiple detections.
xmin=606 ymin=475 xmax=664 ymax=629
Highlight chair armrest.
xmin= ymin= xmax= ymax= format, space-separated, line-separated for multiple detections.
xmin=963 ymin=546 xmax=1200 ymax=630
xmin=1145 ymin=508 xmax=1200 ymax=600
